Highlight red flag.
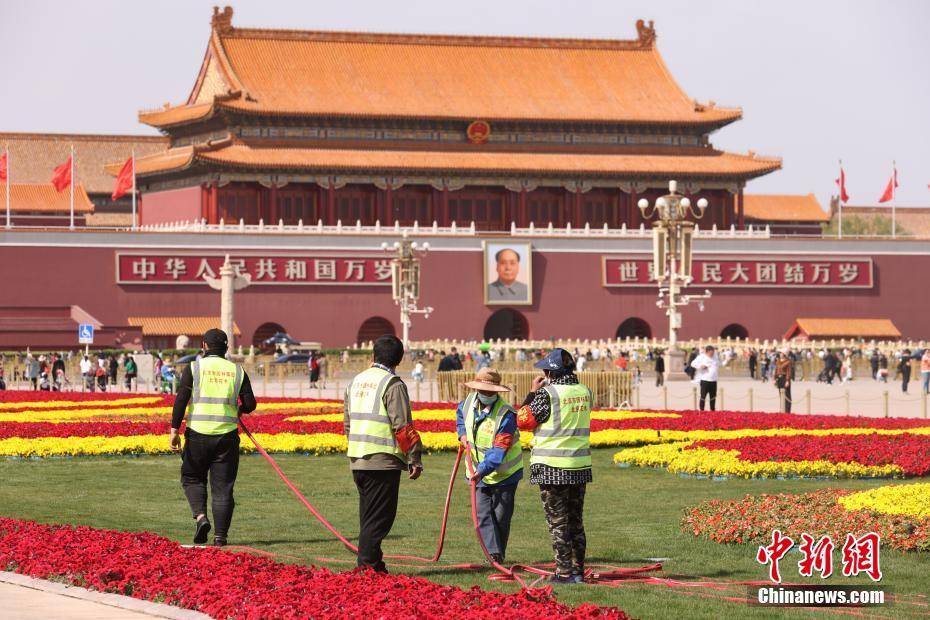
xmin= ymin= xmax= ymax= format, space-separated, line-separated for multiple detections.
xmin=51 ymin=155 xmax=72 ymax=192
xmin=0 ymin=152 xmax=7 ymax=183
xmin=111 ymin=156 xmax=134 ymax=200
xmin=878 ymin=165 xmax=898 ymax=203
xmin=834 ymin=163 xmax=849 ymax=203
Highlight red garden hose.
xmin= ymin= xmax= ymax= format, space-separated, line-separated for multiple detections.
xmin=238 ymin=418 xmax=661 ymax=591
xmin=238 ymin=418 xmax=464 ymax=564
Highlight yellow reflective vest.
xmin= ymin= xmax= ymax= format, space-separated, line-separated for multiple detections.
xmin=346 ymin=366 xmax=406 ymax=462
xmin=187 ymin=356 xmax=242 ymax=435
xmin=529 ymin=383 xmax=592 ymax=469
xmin=463 ymin=393 xmax=523 ymax=485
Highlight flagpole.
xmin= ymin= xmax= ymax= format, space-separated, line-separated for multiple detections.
xmin=69 ymin=144 xmax=75 ymax=230
xmin=5 ymin=145 xmax=10 ymax=229
xmin=838 ymin=159 xmax=843 ymax=240
xmin=891 ymin=161 xmax=896 ymax=239
xmin=131 ymin=149 xmax=137 ymax=230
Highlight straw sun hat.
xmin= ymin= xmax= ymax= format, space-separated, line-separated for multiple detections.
xmin=462 ymin=368 xmax=511 ymax=393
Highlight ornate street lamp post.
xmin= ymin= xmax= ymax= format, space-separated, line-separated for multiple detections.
xmin=638 ymin=180 xmax=712 ymax=381
xmin=381 ymin=233 xmax=433 ymax=347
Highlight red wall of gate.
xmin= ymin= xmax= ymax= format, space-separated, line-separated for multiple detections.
xmin=0 ymin=245 xmax=921 ymax=347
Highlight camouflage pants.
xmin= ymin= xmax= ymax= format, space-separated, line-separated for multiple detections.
xmin=539 ymin=484 xmax=587 ymax=576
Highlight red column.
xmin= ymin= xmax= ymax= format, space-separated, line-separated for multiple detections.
xmin=737 ymin=188 xmax=745 ymax=229
xmin=200 ymin=184 xmax=208 ymax=222
xmin=629 ymin=188 xmax=640 ymax=229
xmin=327 ymin=182 xmax=336 ymax=223
xmin=269 ymin=184 xmax=278 ymax=224
xmin=209 ymin=183 xmax=219 ymax=224
xmin=441 ymin=186 xmax=449 ymax=226
xmin=519 ymin=188 xmax=527 ymax=224
xmin=383 ymin=184 xmax=394 ymax=225
xmin=573 ymin=188 xmax=582 ymax=227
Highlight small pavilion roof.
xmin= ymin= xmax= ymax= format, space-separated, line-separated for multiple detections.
xmin=0 ymin=133 xmax=167 ymax=194
xmin=0 ymin=183 xmax=94 ymax=213
xmin=785 ymin=318 xmax=902 ymax=340
xmin=127 ymin=316 xmax=241 ymax=337
xmin=743 ymin=193 xmax=829 ymax=223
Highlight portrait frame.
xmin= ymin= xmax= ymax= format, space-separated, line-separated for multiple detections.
xmin=483 ymin=241 xmax=533 ymax=306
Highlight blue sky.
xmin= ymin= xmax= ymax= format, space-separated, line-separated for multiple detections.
xmin=1 ymin=0 xmax=927 ymax=207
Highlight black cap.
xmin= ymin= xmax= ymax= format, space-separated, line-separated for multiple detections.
xmin=203 ymin=328 xmax=229 ymax=350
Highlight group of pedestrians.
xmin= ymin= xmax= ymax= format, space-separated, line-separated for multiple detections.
xmin=174 ymin=331 xmax=594 ymax=584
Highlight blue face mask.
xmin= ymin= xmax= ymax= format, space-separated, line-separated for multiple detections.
xmin=476 ymin=392 xmax=497 ymax=405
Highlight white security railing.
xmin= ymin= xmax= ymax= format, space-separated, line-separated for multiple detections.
xmin=136 ymin=218 xmax=772 ymax=239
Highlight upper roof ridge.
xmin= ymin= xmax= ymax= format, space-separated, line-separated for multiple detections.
xmin=210 ymin=5 xmax=657 ymax=51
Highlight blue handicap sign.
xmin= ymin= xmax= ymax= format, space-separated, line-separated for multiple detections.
xmin=78 ymin=323 xmax=94 ymax=344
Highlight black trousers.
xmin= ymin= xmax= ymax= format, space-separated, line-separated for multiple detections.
xmin=181 ymin=429 xmax=240 ymax=539
xmin=353 ymin=469 xmax=401 ymax=572
xmin=902 ymin=367 xmax=911 ymax=393
xmin=781 ymin=384 xmax=793 ymax=413
xmin=699 ymin=380 xmax=717 ymax=411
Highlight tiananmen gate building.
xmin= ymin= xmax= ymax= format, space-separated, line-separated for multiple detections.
xmin=0 ymin=7 xmax=925 ymax=349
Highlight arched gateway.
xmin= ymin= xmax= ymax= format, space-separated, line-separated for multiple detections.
xmin=616 ymin=317 xmax=652 ymax=339
xmin=483 ymin=309 xmax=529 ymax=341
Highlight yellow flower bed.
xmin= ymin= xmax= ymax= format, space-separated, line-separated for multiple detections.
xmin=285 ymin=408 xmax=677 ymax=424
xmin=838 ymin=482 xmax=930 ymax=518
xmin=0 ymin=430 xmax=463 ymax=458
xmin=0 ymin=400 xmax=342 ymax=423
xmin=613 ymin=442 xmax=903 ymax=479
xmin=0 ymin=397 xmax=162 ymax=410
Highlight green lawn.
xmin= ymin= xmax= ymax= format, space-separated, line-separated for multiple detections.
xmin=1 ymin=450 xmax=925 ymax=619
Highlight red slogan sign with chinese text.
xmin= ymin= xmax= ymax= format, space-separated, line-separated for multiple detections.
xmin=116 ymin=253 xmax=393 ymax=286
xmin=602 ymin=257 xmax=873 ymax=288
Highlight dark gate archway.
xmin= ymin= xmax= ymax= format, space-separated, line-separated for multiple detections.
xmin=357 ymin=316 xmax=396 ymax=345
xmin=720 ymin=323 xmax=749 ymax=340
xmin=483 ymin=308 xmax=530 ymax=340
xmin=616 ymin=317 xmax=652 ymax=339
xmin=252 ymin=322 xmax=287 ymax=349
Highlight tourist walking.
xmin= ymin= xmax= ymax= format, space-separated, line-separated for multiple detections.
xmin=124 ymin=355 xmax=137 ymax=390
xmin=921 ymin=350 xmax=930 ymax=394
xmin=108 ymin=354 xmax=119 ymax=386
xmin=456 ymin=368 xmax=522 ymax=564
xmin=308 ymin=353 xmax=320 ymax=388
xmin=24 ymin=355 xmax=37 ymax=390
xmin=80 ymin=355 xmax=94 ymax=391
xmin=517 ymin=348 xmax=592 ymax=584
xmin=345 ymin=335 xmax=423 ymax=573
xmin=438 ymin=347 xmax=463 ymax=372
xmin=654 ymin=351 xmax=665 ymax=387
xmin=748 ymin=349 xmax=758 ymax=380
xmin=774 ymin=351 xmax=793 ymax=413
xmin=878 ymin=353 xmax=889 ymax=383
xmin=899 ymin=350 xmax=912 ymax=394
xmin=170 ymin=329 xmax=256 ymax=547
xmin=411 ymin=360 xmax=424 ymax=383
xmin=690 ymin=346 xmax=720 ymax=411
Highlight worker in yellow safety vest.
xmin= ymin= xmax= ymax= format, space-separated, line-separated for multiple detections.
xmin=169 ymin=328 xmax=256 ymax=546
xmin=344 ymin=335 xmax=423 ymax=572
xmin=456 ymin=367 xmax=523 ymax=563
xmin=516 ymin=348 xmax=592 ymax=584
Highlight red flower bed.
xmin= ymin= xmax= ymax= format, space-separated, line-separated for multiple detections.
xmin=0 ymin=416 xmax=459 ymax=439
xmin=593 ymin=410 xmax=929 ymax=433
xmin=0 ymin=519 xmax=626 ymax=619
xmin=682 ymin=489 xmax=930 ymax=552
xmin=691 ymin=434 xmax=930 ymax=476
